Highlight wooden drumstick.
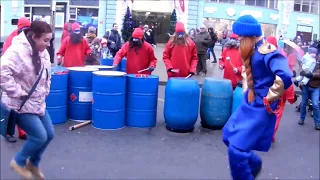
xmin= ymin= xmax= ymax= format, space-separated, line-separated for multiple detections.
xmin=69 ymin=121 xmax=92 ymax=131
xmin=226 ymin=57 xmax=235 ymax=68
xmin=185 ymin=74 xmax=192 ymax=79
xmin=138 ymin=68 xmax=149 ymax=73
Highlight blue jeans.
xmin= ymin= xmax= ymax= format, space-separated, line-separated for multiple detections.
xmin=207 ymin=47 xmax=217 ymax=62
xmin=300 ymin=86 xmax=320 ymax=124
xmin=14 ymin=110 xmax=54 ymax=167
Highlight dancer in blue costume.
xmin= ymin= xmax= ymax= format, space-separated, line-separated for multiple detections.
xmin=222 ymin=15 xmax=293 ymax=180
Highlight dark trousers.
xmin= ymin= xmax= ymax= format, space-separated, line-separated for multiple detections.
xmin=196 ymin=53 xmax=207 ymax=74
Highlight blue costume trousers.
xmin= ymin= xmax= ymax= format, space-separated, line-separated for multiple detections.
xmin=228 ymin=145 xmax=262 ymax=180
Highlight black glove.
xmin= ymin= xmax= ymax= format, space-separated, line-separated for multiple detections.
xmin=168 ymin=68 xmax=173 ymax=72
xmin=294 ymin=80 xmax=299 ymax=87
xmin=300 ymin=70 xmax=306 ymax=76
xmin=292 ymin=70 xmax=296 ymax=77
xmin=305 ymin=72 xmax=313 ymax=78
xmin=57 ymin=61 xmax=62 ymax=66
xmin=188 ymin=72 xmax=195 ymax=77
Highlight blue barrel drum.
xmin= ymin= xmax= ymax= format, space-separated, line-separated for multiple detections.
xmin=92 ymin=71 xmax=127 ymax=130
xmin=85 ymin=65 xmax=114 ymax=71
xmin=126 ymin=74 xmax=159 ymax=128
xmin=121 ymin=58 xmax=127 ymax=72
xmin=164 ymin=78 xmax=200 ymax=132
xmin=100 ymin=56 xmax=113 ymax=66
xmin=200 ymin=78 xmax=233 ymax=129
xmin=67 ymin=67 xmax=98 ymax=121
xmin=46 ymin=67 xmax=68 ymax=124
xmin=232 ymin=81 xmax=243 ymax=114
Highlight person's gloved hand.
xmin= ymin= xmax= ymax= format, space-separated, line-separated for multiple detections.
xmin=57 ymin=55 xmax=62 ymax=66
xmin=168 ymin=68 xmax=173 ymax=72
xmin=304 ymin=71 xmax=313 ymax=78
xmin=233 ymin=68 xmax=238 ymax=74
xmin=293 ymin=80 xmax=299 ymax=87
xmin=300 ymin=70 xmax=306 ymax=76
xmin=293 ymin=70 xmax=296 ymax=77
xmin=148 ymin=66 xmax=155 ymax=72
xmin=219 ymin=65 xmax=224 ymax=70
xmin=188 ymin=72 xmax=195 ymax=78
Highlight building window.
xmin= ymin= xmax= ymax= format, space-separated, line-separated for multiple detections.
xmin=294 ymin=0 xmax=319 ymax=14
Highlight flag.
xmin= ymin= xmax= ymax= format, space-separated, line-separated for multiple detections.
xmin=179 ymin=0 xmax=185 ymax=12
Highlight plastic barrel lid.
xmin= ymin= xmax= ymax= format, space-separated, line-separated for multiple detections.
xmin=85 ymin=65 xmax=113 ymax=69
xmin=67 ymin=67 xmax=99 ymax=71
xmin=93 ymin=71 xmax=127 ymax=76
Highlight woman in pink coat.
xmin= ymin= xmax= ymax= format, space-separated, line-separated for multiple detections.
xmin=0 ymin=21 xmax=54 ymax=179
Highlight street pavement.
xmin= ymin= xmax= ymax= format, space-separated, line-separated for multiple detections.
xmin=1 ymin=31 xmax=318 ymax=179
xmin=1 ymin=85 xmax=319 ymax=179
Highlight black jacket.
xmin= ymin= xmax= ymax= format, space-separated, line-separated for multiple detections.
xmin=209 ymin=32 xmax=218 ymax=48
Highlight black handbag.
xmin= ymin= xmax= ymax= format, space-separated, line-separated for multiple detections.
xmin=0 ymin=67 xmax=44 ymax=138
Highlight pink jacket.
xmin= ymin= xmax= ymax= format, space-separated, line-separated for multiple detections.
xmin=0 ymin=32 xmax=51 ymax=116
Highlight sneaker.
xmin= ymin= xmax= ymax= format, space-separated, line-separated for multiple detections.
xmin=5 ymin=135 xmax=17 ymax=143
xmin=298 ymin=119 xmax=304 ymax=125
xmin=315 ymin=124 xmax=320 ymax=130
xmin=9 ymin=159 xmax=33 ymax=179
xmin=26 ymin=160 xmax=44 ymax=180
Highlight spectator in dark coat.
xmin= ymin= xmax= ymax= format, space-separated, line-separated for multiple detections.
xmin=103 ymin=23 xmax=122 ymax=57
xmin=207 ymin=27 xmax=218 ymax=63
xmin=194 ymin=25 xmax=211 ymax=76
xmin=143 ymin=24 xmax=156 ymax=47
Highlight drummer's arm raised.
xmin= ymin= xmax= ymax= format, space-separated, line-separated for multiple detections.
xmin=113 ymin=44 xmax=128 ymax=66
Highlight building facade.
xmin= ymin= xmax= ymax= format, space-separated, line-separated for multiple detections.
xmin=187 ymin=0 xmax=319 ymax=42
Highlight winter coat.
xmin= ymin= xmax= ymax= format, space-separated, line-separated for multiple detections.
xmin=209 ymin=32 xmax=218 ymax=48
xmin=85 ymin=34 xmax=100 ymax=65
xmin=163 ymin=38 xmax=198 ymax=79
xmin=194 ymin=31 xmax=211 ymax=54
xmin=57 ymin=36 xmax=91 ymax=67
xmin=61 ymin=23 xmax=70 ymax=43
xmin=113 ymin=41 xmax=157 ymax=75
xmin=220 ymin=37 xmax=229 ymax=50
xmin=103 ymin=30 xmax=122 ymax=51
xmin=219 ymin=39 xmax=242 ymax=89
xmin=144 ymin=29 xmax=155 ymax=45
xmin=0 ymin=32 xmax=51 ymax=116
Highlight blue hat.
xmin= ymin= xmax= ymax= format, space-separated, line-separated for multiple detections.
xmin=232 ymin=15 xmax=262 ymax=37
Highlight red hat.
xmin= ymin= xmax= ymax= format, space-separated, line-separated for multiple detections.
xmin=175 ymin=22 xmax=185 ymax=33
xmin=230 ymin=33 xmax=239 ymax=40
xmin=17 ymin=17 xmax=30 ymax=29
xmin=132 ymin=28 xmax=144 ymax=39
xmin=266 ymin=36 xmax=278 ymax=48
xmin=71 ymin=22 xmax=80 ymax=31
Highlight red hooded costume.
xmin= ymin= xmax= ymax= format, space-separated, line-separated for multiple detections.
xmin=1 ymin=17 xmax=30 ymax=139
xmin=163 ymin=22 xmax=198 ymax=79
xmin=2 ymin=17 xmax=30 ymax=55
xmin=61 ymin=22 xmax=71 ymax=43
xmin=267 ymin=36 xmax=295 ymax=142
xmin=219 ymin=33 xmax=242 ymax=89
xmin=113 ymin=28 xmax=157 ymax=74
xmin=57 ymin=23 xmax=91 ymax=67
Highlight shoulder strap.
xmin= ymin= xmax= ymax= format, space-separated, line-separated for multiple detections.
xmin=18 ymin=66 xmax=45 ymax=111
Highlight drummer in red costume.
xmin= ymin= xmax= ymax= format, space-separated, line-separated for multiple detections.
xmin=267 ymin=36 xmax=297 ymax=143
xmin=1 ymin=17 xmax=30 ymax=142
xmin=219 ymin=33 xmax=243 ymax=89
xmin=57 ymin=22 xmax=91 ymax=67
xmin=113 ymin=28 xmax=157 ymax=74
xmin=163 ymin=22 xmax=198 ymax=79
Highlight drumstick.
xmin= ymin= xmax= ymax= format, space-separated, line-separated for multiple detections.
xmin=69 ymin=121 xmax=92 ymax=131
xmin=185 ymin=74 xmax=192 ymax=79
xmin=138 ymin=68 xmax=149 ymax=73
xmin=226 ymin=57 xmax=235 ymax=68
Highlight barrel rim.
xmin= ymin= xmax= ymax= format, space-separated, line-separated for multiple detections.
xmin=127 ymin=74 xmax=159 ymax=78
xmin=85 ymin=65 xmax=114 ymax=69
xmin=93 ymin=71 xmax=127 ymax=76
xmin=67 ymin=67 xmax=99 ymax=71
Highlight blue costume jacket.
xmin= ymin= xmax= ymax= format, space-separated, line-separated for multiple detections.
xmin=222 ymin=39 xmax=292 ymax=152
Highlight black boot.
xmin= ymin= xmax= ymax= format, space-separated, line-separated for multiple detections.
xmin=5 ymin=135 xmax=17 ymax=143
xmin=298 ymin=119 xmax=304 ymax=125
xmin=252 ymin=165 xmax=262 ymax=179
xmin=315 ymin=123 xmax=320 ymax=130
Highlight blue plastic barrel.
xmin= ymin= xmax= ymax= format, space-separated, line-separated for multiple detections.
xmin=67 ymin=67 xmax=98 ymax=121
xmin=100 ymin=57 xmax=121 ymax=71
xmin=85 ymin=65 xmax=113 ymax=71
xmin=46 ymin=67 xmax=68 ymax=124
xmin=92 ymin=71 xmax=127 ymax=130
xmin=232 ymin=81 xmax=243 ymax=113
xmin=121 ymin=58 xmax=127 ymax=72
xmin=164 ymin=78 xmax=200 ymax=132
xmin=200 ymin=78 xmax=233 ymax=129
xmin=100 ymin=57 xmax=113 ymax=66
xmin=126 ymin=74 xmax=159 ymax=128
